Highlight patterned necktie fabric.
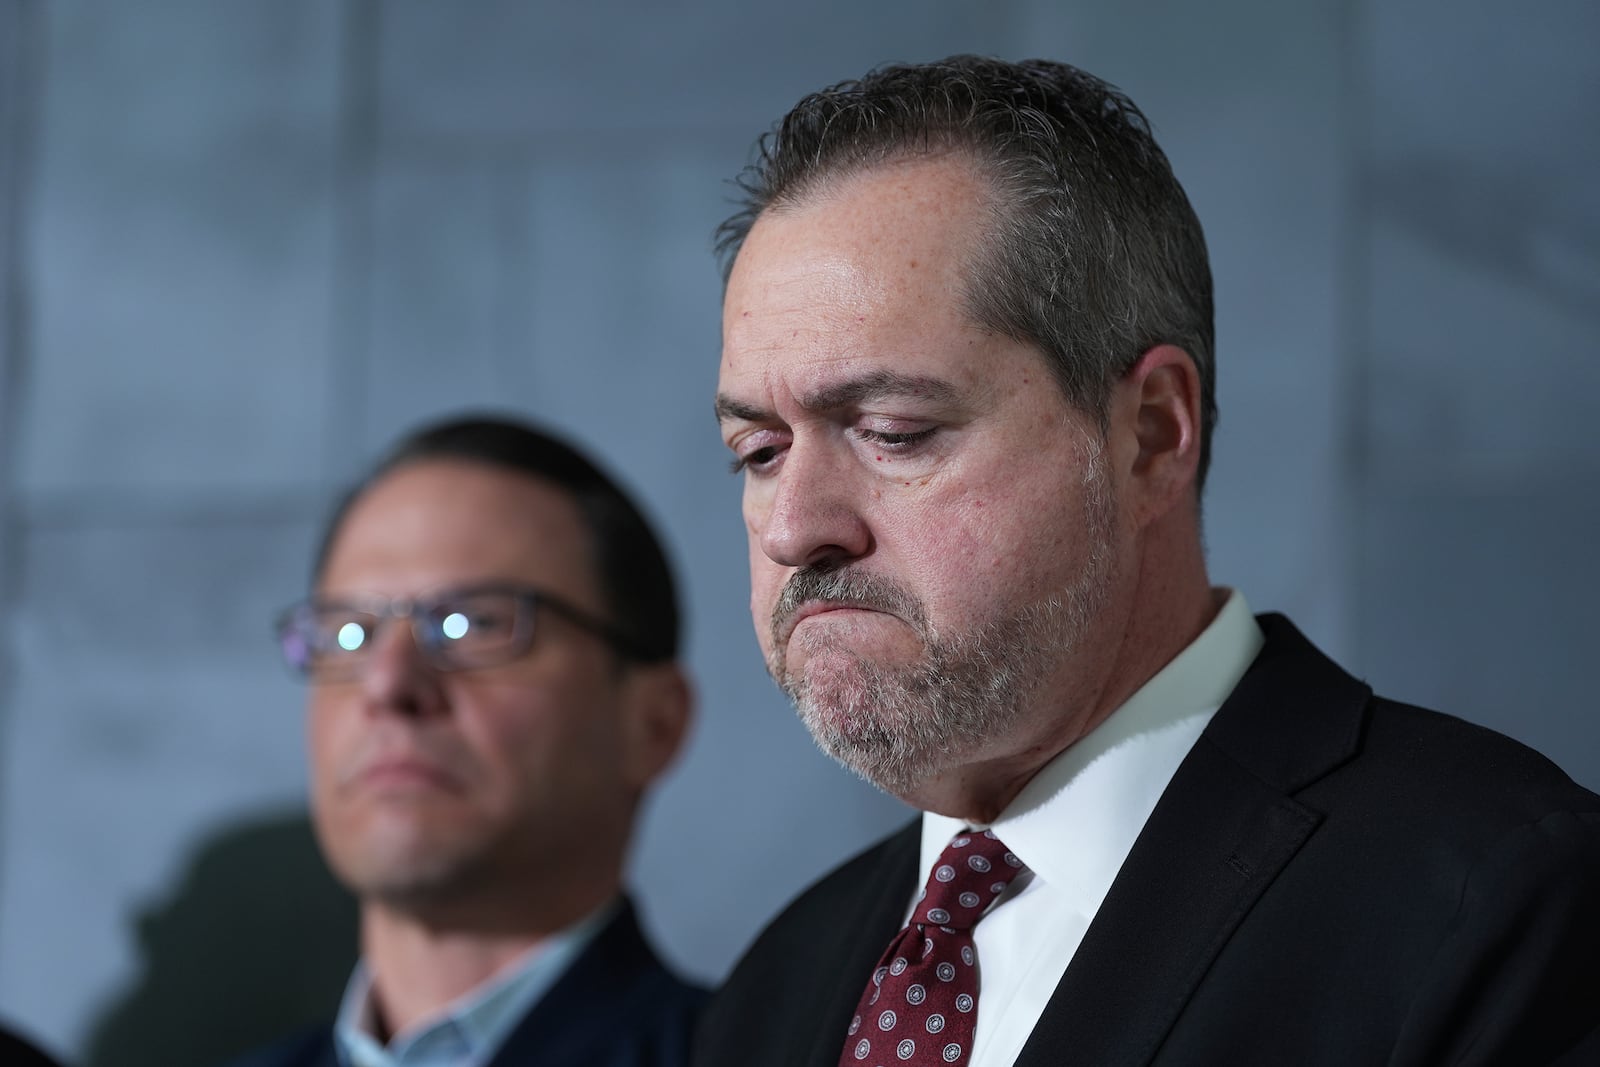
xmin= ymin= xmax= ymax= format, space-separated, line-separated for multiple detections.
xmin=837 ymin=829 xmax=1027 ymax=1066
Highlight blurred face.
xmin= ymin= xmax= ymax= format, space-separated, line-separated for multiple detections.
xmin=307 ymin=460 xmax=660 ymax=908
xmin=717 ymin=157 xmax=1133 ymax=800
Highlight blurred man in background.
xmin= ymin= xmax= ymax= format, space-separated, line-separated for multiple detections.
xmin=236 ymin=415 xmax=702 ymax=1067
xmin=700 ymin=56 xmax=1600 ymax=1065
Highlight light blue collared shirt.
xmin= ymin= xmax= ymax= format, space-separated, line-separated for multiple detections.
xmin=333 ymin=898 xmax=618 ymax=1067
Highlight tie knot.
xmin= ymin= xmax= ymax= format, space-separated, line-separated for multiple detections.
xmin=913 ymin=830 xmax=1026 ymax=931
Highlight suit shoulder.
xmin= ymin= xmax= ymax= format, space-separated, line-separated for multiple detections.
xmin=612 ymin=956 xmax=710 ymax=1034
xmin=1356 ymin=695 xmax=1600 ymax=821
xmin=1246 ymin=614 xmax=1597 ymax=824
xmin=1293 ymin=692 xmax=1600 ymax=902
xmin=499 ymin=902 xmax=707 ymax=1067
xmin=697 ymin=820 xmax=917 ymax=1060
xmin=742 ymin=820 xmax=918 ymax=945
xmin=564 ymin=967 xmax=707 ymax=1067
xmin=217 ymin=1026 xmax=334 ymax=1067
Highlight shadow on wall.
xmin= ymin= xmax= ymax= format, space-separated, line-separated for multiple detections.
xmin=84 ymin=810 xmax=357 ymax=1067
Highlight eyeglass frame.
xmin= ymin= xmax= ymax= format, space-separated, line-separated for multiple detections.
xmin=274 ymin=580 xmax=652 ymax=680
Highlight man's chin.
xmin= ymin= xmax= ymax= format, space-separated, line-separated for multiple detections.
xmin=776 ymin=636 xmax=919 ymax=694
xmin=327 ymin=835 xmax=485 ymax=906
xmin=793 ymin=687 xmax=943 ymax=798
xmin=813 ymin=731 xmax=938 ymax=798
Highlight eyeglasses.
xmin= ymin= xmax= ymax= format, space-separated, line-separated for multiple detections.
xmin=275 ymin=582 xmax=646 ymax=681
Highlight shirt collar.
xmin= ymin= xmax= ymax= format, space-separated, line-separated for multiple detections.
xmin=333 ymin=897 xmax=619 ymax=1067
xmin=922 ymin=590 xmax=1264 ymax=915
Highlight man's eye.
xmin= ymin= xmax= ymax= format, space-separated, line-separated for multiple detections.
xmin=326 ymin=620 xmax=370 ymax=652
xmin=438 ymin=609 xmax=511 ymax=640
xmin=729 ymin=444 xmax=782 ymax=475
xmin=858 ymin=427 xmax=937 ymax=449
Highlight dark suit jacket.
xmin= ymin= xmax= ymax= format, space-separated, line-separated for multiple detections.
xmin=0 ymin=1023 xmax=63 ymax=1067
xmin=230 ymin=898 xmax=705 ymax=1067
xmin=696 ymin=615 xmax=1600 ymax=1066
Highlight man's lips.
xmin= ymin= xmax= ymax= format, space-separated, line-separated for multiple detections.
xmin=346 ymin=755 xmax=462 ymax=794
xmin=779 ymin=600 xmax=891 ymax=646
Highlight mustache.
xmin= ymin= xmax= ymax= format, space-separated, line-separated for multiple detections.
xmin=770 ymin=563 xmax=929 ymax=649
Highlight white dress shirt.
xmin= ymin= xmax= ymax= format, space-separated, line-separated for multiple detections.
xmin=918 ymin=590 xmax=1264 ymax=1067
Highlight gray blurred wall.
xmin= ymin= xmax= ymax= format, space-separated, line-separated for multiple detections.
xmin=1 ymin=1 xmax=1596 ymax=1061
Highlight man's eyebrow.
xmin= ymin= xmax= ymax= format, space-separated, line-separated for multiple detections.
xmin=804 ymin=371 xmax=959 ymax=411
xmin=714 ymin=394 xmax=770 ymax=424
xmin=715 ymin=371 xmax=959 ymax=424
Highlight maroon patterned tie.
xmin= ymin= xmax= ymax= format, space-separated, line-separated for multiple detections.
xmin=837 ymin=830 xmax=1027 ymax=1066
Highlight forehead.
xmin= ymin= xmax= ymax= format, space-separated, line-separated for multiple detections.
xmin=318 ymin=459 xmax=599 ymax=601
xmin=730 ymin=158 xmax=988 ymax=309
xmin=720 ymin=158 xmax=1006 ymax=394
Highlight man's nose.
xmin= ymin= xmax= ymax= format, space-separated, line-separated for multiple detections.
xmin=358 ymin=620 xmax=448 ymax=719
xmin=757 ymin=443 xmax=872 ymax=568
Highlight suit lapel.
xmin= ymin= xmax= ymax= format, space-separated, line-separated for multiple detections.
xmin=1017 ymin=739 xmax=1320 ymax=1065
xmin=1017 ymin=614 xmax=1369 ymax=1066
xmin=801 ymin=823 xmax=922 ymax=1067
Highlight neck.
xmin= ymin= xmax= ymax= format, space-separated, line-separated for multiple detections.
xmin=358 ymin=877 xmax=616 ymax=1039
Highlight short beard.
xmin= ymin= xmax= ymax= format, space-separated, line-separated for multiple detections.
xmin=768 ymin=447 xmax=1115 ymax=797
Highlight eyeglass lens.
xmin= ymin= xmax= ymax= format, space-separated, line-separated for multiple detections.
xmin=284 ymin=589 xmax=534 ymax=677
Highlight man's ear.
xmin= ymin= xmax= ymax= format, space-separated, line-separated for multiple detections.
xmin=1111 ymin=343 xmax=1203 ymax=525
xmin=618 ymin=662 xmax=693 ymax=793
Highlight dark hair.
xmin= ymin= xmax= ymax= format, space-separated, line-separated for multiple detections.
xmin=313 ymin=415 xmax=680 ymax=662
xmin=716 ymin=55 xmax=1217 ymax=487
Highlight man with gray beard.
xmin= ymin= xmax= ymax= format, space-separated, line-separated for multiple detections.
xmin=697 ymin=56 xmax=1600 ymax=1066
xmin=767 ymin=437 xmax=1114 ymax=800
